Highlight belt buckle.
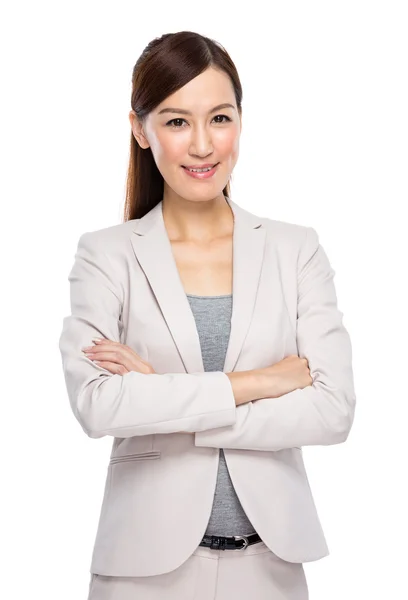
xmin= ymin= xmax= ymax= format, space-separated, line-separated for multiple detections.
xmin=234 ymin=535 xmax=249 ymax=550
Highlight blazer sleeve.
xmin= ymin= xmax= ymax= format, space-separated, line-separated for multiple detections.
xmin=194 ymin=226 xmax=356 ymax=451
xmin=58 ymin=232 xmax=237 ymax=439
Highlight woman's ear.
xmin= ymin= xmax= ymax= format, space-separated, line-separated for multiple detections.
xmin=129 ymin=110 xmax=150 ymax=149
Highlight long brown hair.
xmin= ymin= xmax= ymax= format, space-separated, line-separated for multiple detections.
xmin=123 ymin=31 xmax=243 ymax=222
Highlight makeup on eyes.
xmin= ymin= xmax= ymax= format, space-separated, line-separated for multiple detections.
xmin=165 ymin=115 xmax=232 ymax=128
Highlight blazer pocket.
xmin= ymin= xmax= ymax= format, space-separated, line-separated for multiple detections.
xmin=109 ymin=451 xmax=161 ymax=465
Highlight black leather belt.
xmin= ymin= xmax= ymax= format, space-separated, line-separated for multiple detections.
xmin=199 ymin=533 xmax=261 ymax=551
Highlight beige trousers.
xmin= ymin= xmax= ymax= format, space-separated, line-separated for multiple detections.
xmin=87 ymin=542 xmax=309 ymax=600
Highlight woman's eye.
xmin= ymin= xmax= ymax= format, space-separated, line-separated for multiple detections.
xmin=167 ymin=118 xmax=186 ymax=128
xmin=166 ymin=114 xmax=232 ymax=128
xmin=213 ymin=114 xmax=231 ymax=124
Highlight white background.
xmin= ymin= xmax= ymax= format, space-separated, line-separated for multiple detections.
xmin=1 ymin=1 xmax=407 ymax=598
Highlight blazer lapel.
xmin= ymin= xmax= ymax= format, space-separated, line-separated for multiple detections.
xmin=130 ymin=197 xmax=266 ymax=374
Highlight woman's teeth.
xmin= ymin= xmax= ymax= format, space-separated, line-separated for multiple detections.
xmin=186 ymin=166 xmax=213 ymax=172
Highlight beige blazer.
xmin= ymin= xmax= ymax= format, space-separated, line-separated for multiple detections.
xmin=58 ymin=196 xmax=356 ymax=577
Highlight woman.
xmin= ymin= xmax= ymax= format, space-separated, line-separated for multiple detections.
xmin=59 ymin=31 xmax=356 ymax=600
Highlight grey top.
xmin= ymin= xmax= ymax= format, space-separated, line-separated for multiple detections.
xmin=186 ymin=293 xmax=256 ymax=537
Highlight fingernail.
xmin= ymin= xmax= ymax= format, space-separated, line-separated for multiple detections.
xmin=92 ymin=338 xmax=104 ymax=343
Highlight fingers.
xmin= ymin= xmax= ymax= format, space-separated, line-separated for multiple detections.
xmin=92 ymin=338 xmax=153 ymax=368
xmin=82 ymin=339 xmax=154 ymax=374
xmin=82 ymin=339 xmax=130 ymax=360
xmin=83 ymin=347 xmax=134 ymax=372
xmin=84 ymin=349 xmax=124 ymax=362
xmin=94 ymin=360 xmax=129 ymax=375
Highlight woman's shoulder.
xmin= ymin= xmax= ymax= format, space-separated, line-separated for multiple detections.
xmin=259 ymin=214 xmax=316 ymax=252
xmin=76 ymin=219 xmax=138 ymax=252
xmin=231 ymin=198 xmax=313 ymax=244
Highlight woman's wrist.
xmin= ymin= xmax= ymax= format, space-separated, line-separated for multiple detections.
xmin=226 ymin=369 xmax=269 ymax=405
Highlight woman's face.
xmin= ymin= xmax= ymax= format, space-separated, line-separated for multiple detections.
xmin=130 ymin=67 xmax=242 ymax=204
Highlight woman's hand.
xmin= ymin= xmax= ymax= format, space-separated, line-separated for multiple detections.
xmin=83 ymin=339 xmax=194 ymax=435
xmin=260 ymin=354 xmax=313 ymax=398
xmin=82 ymin=338 xmax=156 ymax=375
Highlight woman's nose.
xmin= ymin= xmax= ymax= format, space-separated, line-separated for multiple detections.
xmin=189 ymin=126 xmax=213 ymax=156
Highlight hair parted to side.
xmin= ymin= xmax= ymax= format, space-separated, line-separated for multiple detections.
xmin=123 ymin=31 xmax=243 ymax=222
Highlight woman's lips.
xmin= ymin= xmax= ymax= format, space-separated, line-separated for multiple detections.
xmin=181 ymin=163 xmax=219 ymax=179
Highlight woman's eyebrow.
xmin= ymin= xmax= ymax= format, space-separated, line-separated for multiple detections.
xmin=157 ymin=103 xmax=235 ymax=116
